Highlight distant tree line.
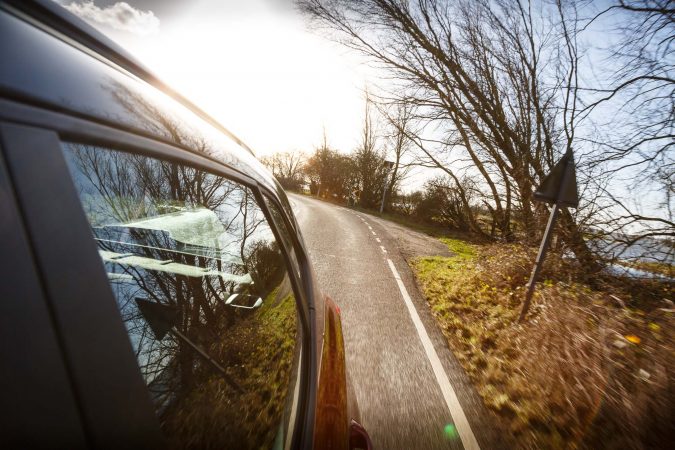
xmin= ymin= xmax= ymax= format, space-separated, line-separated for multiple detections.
xmin=262 ymin=96 xmax=412 ymax=210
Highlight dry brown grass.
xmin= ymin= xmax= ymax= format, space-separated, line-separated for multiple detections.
xmin=412 ymin=240 xmax=674 ymax=449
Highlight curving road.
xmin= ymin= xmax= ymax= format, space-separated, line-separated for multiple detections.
xmin=289 ymin=194 xmax=504 ymax=450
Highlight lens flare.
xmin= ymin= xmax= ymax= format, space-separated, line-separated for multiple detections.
xmin=444 ymin=423 xmax=458 ymax=440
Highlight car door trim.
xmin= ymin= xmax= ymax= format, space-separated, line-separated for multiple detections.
xmin=0 ymin=122 xmax=165 ymax=448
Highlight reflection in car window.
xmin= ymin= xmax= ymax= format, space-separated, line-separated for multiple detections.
xmin=62 ymin=143 xmax=301 ymax=449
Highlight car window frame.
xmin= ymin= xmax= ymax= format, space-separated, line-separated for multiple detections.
xmin=0 ymin=105 xmax=314 ymax=449
xmin=0 ymin=121 xmax=166 ymax=447
xmin=256 ymin=190 xmax=318 ymax=449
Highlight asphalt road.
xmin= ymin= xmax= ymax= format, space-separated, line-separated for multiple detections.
xmin=289 ymin=194 xmax=504 ymax=450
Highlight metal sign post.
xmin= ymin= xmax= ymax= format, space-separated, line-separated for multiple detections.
xmin=518 ymin=150 xmax=579 ymax=322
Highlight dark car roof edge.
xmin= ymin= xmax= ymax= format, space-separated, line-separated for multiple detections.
xmin=3 ymin=0 xmax=256 ymax=157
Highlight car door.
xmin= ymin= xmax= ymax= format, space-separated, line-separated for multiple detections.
xmin=0 ymin=122 xmax=310 ymax=449
xmin=0 ymin=129 xmax=89 ymax=449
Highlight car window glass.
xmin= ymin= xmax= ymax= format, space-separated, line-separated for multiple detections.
xmin=62 ymin=143 xmax=301 ymax=449
xmin=277 ymin=192 xmax=299 ymax=232
xmin=264 ymin=195 xmax=302 ymax=286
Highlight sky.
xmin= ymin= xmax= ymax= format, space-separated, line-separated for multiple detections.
xmin=55 ymin=0 xmax=378 ymax=158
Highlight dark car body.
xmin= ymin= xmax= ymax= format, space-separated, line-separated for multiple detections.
xmin=0 ymin=1 xmax=370 ymax=448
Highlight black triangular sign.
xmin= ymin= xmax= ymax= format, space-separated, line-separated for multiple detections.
xmin=533 ymin=150 xmax=579 ymax=208
xmin=135 ymin=298 xmax=179 ymax=340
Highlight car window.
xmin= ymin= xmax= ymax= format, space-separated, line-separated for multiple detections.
xmin=264 ymin=195 xmax=302 ymax=286
xmin=277 ymin=191 xmax=299 ymax=232
xmin=61 ymin=143 xmax=302 ymax=449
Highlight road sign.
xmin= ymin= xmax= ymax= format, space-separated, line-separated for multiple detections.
xmin=135 ymin=297 xmax=244 ymax=392
xmin=135 ymin=298 xmax=178 ymax=340
xmin=519 ymin=150 xmax=579 ymax=322
xmin=533 ymin=149 xmax=579 ymax=207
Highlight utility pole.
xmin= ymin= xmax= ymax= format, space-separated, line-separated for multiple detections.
xmin=518 ymin=149 xmax=579 ymax=322
xmin=380 ymin=160 xmax=395 ymax=214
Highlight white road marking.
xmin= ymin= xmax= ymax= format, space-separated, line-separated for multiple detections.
xmin=376 ymin=237 xmax=381 ymax=243
xmin=371 ymin=231 xmax=376 ymax=236
xmin=386 ymin=259 xmax=481 ymax=450
xmin=380 ymin=245 xmax=387 ymax=254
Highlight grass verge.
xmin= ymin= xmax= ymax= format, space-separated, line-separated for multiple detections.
xmin=411 ymin=239 xmax=674 ymax=449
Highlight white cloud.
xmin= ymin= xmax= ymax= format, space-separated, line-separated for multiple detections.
xmin=59 ymin=1 xmax=160 ymax=36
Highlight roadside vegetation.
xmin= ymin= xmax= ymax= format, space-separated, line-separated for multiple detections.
xmin=412 ymin=238 xmax=673 ymax=449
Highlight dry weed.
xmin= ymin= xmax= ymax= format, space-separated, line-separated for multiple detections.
xmin=412 ymin=241 xmax=674 ymax=449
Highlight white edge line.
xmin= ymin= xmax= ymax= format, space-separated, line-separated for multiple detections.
xmin=386 ymin=258 xmax=481 ymax=450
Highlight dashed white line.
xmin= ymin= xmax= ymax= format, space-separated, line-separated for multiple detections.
xmin=371 ymin=231 xmax=376 ymax=236
xmin=379 ymin=245 xmax=387 ymax=254
xmin=375 ymin=237 xmax=381 ymax=243
xmin=386 ymin=259 xmax=481 ymax=450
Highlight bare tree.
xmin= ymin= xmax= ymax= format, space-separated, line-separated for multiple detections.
xmin=379 ymin=102 xmax=414 ymax=211
xmin=579 ymin=0 xmax=674 ymax=263
xmin=304 ymin=133 xmax=354 ymax=200
xmin=298 ymin=0 xmax=600 ymax=268
xmin=260 ymin=150 xmax=307 ymax=190
xmin=415 ymin=175 xmax=481 ymax=231
xmin=352 ymin=94 xmax=390 ymax=208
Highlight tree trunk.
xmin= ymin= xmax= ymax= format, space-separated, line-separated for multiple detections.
xmin=558 ymin=208 xmax=602 ymax=276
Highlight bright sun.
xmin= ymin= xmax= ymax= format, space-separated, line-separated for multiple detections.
xmin=94 ymin=0 xmax=375 ymax=157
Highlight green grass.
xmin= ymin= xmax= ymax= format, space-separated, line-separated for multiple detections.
xmin=439 ymin=237 xmax=477 ymax=259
